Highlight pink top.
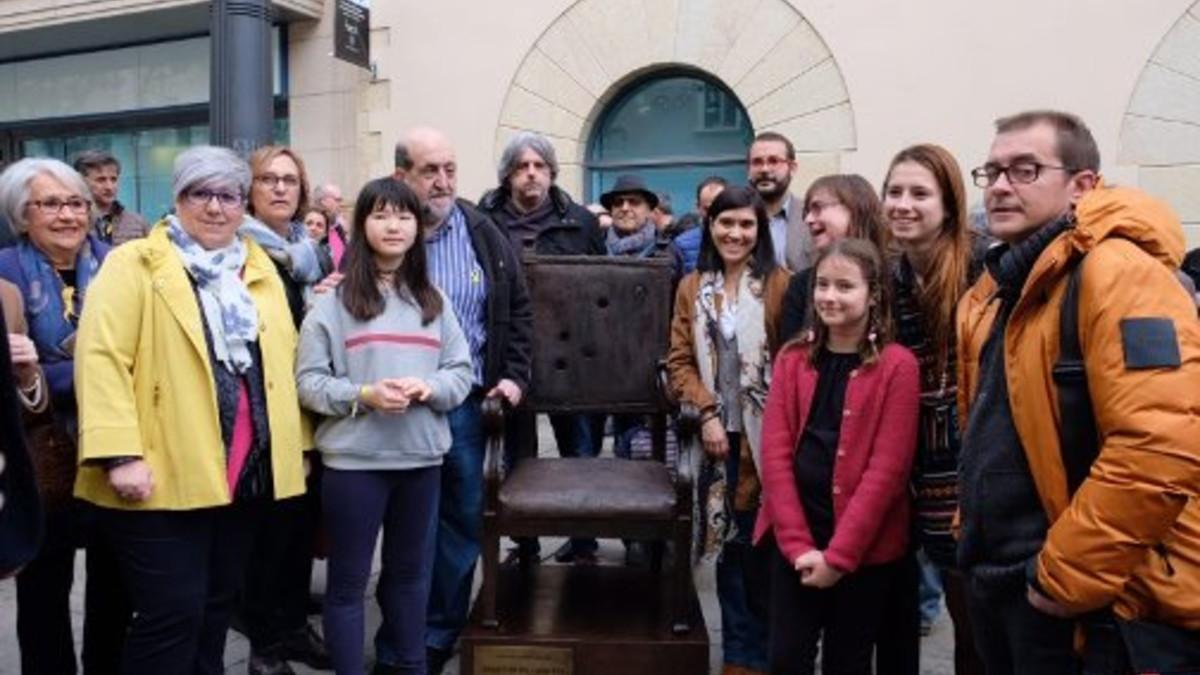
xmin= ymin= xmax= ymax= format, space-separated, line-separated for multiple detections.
xmin=754 ymin=342 xmax=921 ymax=573
xmin=329 ymin=223 xmax=347 ymax=270
xmin=226 ymin=382 xmax=254 ymax=495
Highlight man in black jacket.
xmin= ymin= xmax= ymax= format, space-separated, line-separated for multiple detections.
xmin=377 ymin=127 xmax=533 ymax=675
xmin=477 ymin=132 xmax=606 ymax=565
xmin=478 ymin=131 xmax=605 ymax=258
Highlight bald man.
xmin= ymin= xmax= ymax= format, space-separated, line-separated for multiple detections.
xmin=376 ymin=128 xmax=532 ymax=674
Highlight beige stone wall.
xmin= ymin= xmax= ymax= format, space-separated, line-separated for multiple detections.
xmin=289 ymin=0 xmax=1199 ymax=248
xmin=1121 ymin=1 xmax=1200 ymax=246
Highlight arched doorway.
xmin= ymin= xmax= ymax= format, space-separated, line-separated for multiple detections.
xmin=494 ymin=0 xmax=856 ymax=203
xmin=585 ymin=72 xmax=753 ymax=216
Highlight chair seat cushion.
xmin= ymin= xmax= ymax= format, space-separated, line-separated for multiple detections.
xmin=499 ymin=458 xmax=676 ymax=521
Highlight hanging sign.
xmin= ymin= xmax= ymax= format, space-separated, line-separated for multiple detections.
xmin=334 ymin=0 xmax=370 ymax=70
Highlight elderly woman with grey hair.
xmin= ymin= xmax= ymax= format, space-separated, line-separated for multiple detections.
xmin=0 ymin=156 xmax=128 ymax=675
xmin=72 ymin=145 xmax=310 ymax=673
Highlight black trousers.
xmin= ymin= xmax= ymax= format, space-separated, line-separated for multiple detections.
xmin=965 ymin=572 xmax=1077 ymax=675
xmin=941 ymin=566 xmax=985 ymax=675
xmin=768 ymin=550 xmax=900 ymax=675
xmin=242 ymin=475 xmax=320 ymax=650
xmin=874 ymin=549 xmax=920 ymax=675
xmin=101 ymin=502 xmax=262 ymax=675
xmin=16 ymin=503 xmax=129 ymax=675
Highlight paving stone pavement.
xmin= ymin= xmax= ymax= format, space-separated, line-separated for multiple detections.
xmin=0 ymin=542 xmax=954 ymax=675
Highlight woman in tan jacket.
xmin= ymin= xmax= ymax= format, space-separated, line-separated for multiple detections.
xmin=666 ymin=184 xmax=790 ymax=675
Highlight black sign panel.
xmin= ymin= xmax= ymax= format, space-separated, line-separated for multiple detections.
xmin=334 ymin=0 xmax=370 ymax=70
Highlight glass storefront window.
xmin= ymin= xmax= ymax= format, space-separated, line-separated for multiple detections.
xmin=587 ymin=73 xmax=753 ymax=215
xmin=21 ymin=118 xmax=289 ymax=221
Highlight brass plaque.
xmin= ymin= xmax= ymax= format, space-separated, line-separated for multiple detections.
xmin=474 ymin=645 xmax=574 ymax=675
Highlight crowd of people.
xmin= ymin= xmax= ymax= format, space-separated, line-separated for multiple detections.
xmin=0 ymin=107 xmax=1197 ymax=675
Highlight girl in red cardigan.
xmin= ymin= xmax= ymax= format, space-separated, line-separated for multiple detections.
xmin=756 ymin=238 xmax=920 ymax=674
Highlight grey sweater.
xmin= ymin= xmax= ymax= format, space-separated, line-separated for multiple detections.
xmin=296 ymin=287 xmax=473 ymax=471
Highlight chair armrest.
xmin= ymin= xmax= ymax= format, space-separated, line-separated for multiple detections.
xmin=673 ymin=402 xmax=699 ymax=511
xmin=656 ymin=358 xmax=678 ymax=410
xmin=481 ymin=397 xmax=507 ymax=512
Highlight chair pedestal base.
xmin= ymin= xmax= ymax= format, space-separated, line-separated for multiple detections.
xmin=462 ymin=564 xmax=708 ymax=675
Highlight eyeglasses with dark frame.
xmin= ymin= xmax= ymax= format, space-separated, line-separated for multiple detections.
xmin=254 ymin=174 xmax=301 ymax=190
xmin=970 ymin=161 xmax=1073 ymax=188
xmin=184 ymin=189 xmax=244 ymax=209
xmin=26 ymin=197 xmax=91 ymax=216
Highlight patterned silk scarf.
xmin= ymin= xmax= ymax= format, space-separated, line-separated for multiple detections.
xmin=691 ymin=268 xmax=772 ymax=560
xmin=16 ymin=233 xmax=103 ymax=364
xmin=165 ymin=216 xmax=258 ymax=374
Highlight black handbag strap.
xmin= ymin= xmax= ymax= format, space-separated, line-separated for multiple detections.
xmin=1052 ymin=256 xmax=1100 ymax=496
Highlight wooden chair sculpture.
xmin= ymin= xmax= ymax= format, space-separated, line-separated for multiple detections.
xmin=476 ymin=255 xmax=699 ymax=643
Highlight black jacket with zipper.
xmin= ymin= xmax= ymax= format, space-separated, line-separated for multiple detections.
xmin=478 ymin=185 xmax=606 ymax=257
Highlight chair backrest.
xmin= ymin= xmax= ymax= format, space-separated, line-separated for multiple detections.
xmin=522 ymin=255 xmax=672 ymax=414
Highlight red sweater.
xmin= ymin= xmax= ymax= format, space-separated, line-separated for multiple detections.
xmin=754 ymin=342 xmax=920 ymax=573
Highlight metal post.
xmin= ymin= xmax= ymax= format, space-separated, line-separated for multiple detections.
xmin=210 ymin=0 xmax=274 ymax=157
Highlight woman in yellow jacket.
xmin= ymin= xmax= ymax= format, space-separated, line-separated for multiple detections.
xmin=73 ymin=145 xmax=309 ymax=675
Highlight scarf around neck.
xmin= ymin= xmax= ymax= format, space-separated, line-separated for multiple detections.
xmin=239 ymin=215 xmax=324 ymax=284
xmin=17 ymin=233 xmax=103 ymax=363
xmin=606 ymin=219 xmax=658 ymax=257
xmin=692 ymin=267 xmax=772 ymax=558
xmin=501 ymin=196 xmax=557 ymax=252
xmin=166 ymin=216 xmax=258 ymax=374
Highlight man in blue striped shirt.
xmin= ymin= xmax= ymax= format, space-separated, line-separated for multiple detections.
xmin=376 ymin=127 xmax=532 ymax=675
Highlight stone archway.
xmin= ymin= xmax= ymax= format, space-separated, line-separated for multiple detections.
xmin=1120 ymin=0 xmax=1200 ymax=243
xmin=494 ymin=0 xmax=856 ymax=198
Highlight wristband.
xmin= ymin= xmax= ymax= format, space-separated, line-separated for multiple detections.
xmin=351 ymin=385 xmax=370 ymax=417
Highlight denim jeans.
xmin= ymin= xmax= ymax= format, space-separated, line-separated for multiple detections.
xmin=716 ymin=508 xmax=770 ymax=671
xmin=376 ymin=395 xmax=484 ymax=665
xmin=715 ymin=441 xmax=769 ymax=670
xmin=918 ymin=548 xmax=944 ymax=626
xmin=326 ymin=467 xmax=439 ymax=675
xmin=423 ymin=395 xmax=485 ymax=652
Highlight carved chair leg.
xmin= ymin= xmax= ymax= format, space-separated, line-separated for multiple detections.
xmin=480 ymin=521 xmax=499 ymax=629
xmin=650 ymin=541 xmax=665 ymax=575
xmin=670 ymin=521 xmax=692 ymax=635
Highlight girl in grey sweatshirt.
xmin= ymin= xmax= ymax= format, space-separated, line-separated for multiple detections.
xmin=295 ymin=178 xmax=471 ymax=675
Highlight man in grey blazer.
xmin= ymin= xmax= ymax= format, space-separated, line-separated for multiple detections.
xmin=748 ymin=131 xmax=813 ymax=271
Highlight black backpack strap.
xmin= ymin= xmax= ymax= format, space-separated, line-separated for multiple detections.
xmin=1052 ymin=256 xmax=1100 ymax=496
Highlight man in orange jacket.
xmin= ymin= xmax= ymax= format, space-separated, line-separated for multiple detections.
xmin=956 ymin=110 xmax=1200 ymax=674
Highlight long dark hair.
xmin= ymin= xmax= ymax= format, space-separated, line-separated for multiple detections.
xmin=696 ymin=185 xmax=778 ymax=278
xmin=340 ymin=178 xmax=443 ymax=325
xmin=804 ymin=238 xmax=893 ymax=367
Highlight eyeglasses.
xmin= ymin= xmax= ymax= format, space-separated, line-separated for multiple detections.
xmin=254 ymin=174 xmax=301 ymax=189
xmin=970 ymin=161 xmax=1071 ymax=188
xmin=26 ymin=197 xmax=90 ymax=215
xmin=749 ymin=155 xmax=789 ymax=169
xmin=804 ymin=199 xmax=842 ymax=217
xmin=185 ymin=189 xmax=244 ymax=208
